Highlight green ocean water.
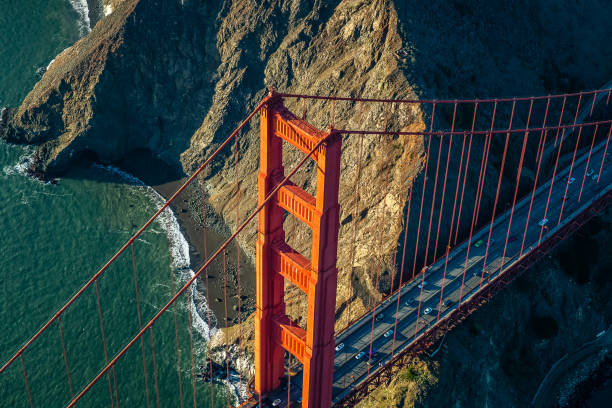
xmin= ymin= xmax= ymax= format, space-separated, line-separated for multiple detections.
xmin=0 ymin=1 xmax=228 ymax=406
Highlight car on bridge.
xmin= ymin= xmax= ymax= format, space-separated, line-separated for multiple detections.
xmin=423 ymin=307 xmax=433 ymax=315
xmin=335 ymin=343 xmax=345 ymax=352
xmin=356 ymin=347 xmax=377 ymax=360
xmin=418 ymin=281 xmax=427 ymax=289
xmin=538 ymin=218 xmax=548 ymax=227
xmin=473 ymin=239 xmax=484 ymax=248
xmin=405 ymin=299 xmax=417 ymax=307
xmin=375 ymin=313 xmax=384 ymax=322
xmin=568 ymin=176 xmax=576 ymax=184
xmin=384 ymin=329 xmax=394 ymax=338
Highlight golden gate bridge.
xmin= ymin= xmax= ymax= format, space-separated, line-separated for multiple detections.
xmin=1 ymin=86 xmax=611 ymax=408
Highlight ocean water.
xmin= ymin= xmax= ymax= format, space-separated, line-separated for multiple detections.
xmin=0 ymin=1 xmax=228 ymax=406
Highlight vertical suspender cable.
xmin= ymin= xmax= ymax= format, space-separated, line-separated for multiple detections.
xmin=458 ymin=101 xmax=497 ymax=308
xmin=57 ymin=316 xmax=74 ymax=400
xmin=95 ymin=279 xmax=120 ymax=408
xmin=199 ymin=175 xmax=215 ymax=407
xmin=474 ymin=101 xmax=498 ymax=227
xmin=168 ymin=233 xmax=184 ymax=408
xmin=558 ymin=95 xmax=586 ymax=224
xmin=149 ymin=327 xmax=161 ymax=408
xmin=597 ymin=124 xmax=612 ymax=182
xmin=502 ymin=97 xmax=536 ymax=271
xmin=423 ymin=126 xmax=444 ymax=265
xmin=437 ymin=129 xmax=469 ymax=322
xmin=346 ymin=127 xmax=364 ymax=331
xmin=433 ymin=103 xmax=457 ymax=260
xmin=233 ymin=132 xmax=243 ymax=391
xmin=540 ymin=94 xmax=582 ymax=246
xmin=412 ymin=103 xmax=437 ymax=278
xmin=391 ymin=183 xmax=413 ymax=356
xmin=454 ymin=103 xmax=479 ymax=244
xmin=533 ymin=97 xmax=566 ymax=246
xmin=578 ymin=124 xmax=599 ymax=202
xmin=187 ymin=288 xmax=196 ymax=408
xmin=131 ymin=243 xmax=152 ymax=408
xmin=553 ymin=97 xmax=567 ymax=148
xmin=344 ymin=105 xmax=365 ymax=375
xmin=223 ymin=250 xmax=231 ymax=405
xmin=480 ymin=101 xmax=514 ymax=289
xmin=20 ymin=354 xmax=33 ymax=408
xmin=367 ymin=105 xmax=391 ymax=375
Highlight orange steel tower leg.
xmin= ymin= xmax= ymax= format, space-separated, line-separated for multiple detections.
xmin=254 ymin=91 xmax=342 ymax=408
xmin=255 ymin=95 xmax=286 ymax=393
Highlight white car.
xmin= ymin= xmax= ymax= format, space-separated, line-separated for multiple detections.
xmin=592 ymin=174 xmax=598 ymax=181
xmin=568 ymin=177 xmax=576 ymax=184
xmin=538 ymin=218 xmax=548 ymax=227
xmin=335 ymin=343 xmax=344 ymax=352
xmin=272 ymin=399 xmax=282 ymax=407
xmin=355 ymin=351 xmax=366 ymax=360
xmin=418 ymin=281 xmax=427 ymax=289
xmin=586 ymin=169 xmax=594 ymax=177
xmin=384 ymin=329 xmax=394 ymax=338
xmin=423 ymin=307 xmax=433 ymax=315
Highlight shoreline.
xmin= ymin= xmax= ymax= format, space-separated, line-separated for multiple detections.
xmin=115 ymin=150 xmax=255 ymax=327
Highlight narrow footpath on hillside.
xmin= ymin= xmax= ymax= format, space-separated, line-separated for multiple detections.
xmin=531 ymin=325 xmax=612 ymax=407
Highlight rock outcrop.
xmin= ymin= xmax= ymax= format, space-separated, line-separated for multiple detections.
xmin=1 ymin=0 xmax=218 ymax=177
xmin=1 ymin=0 xmax=423 ymax=330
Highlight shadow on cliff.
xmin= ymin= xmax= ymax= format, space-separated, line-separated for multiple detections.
xmin=390 ymin=0 xmax=612 ymax=277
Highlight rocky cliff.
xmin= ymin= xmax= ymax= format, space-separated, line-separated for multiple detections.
xmin=1 ymin=0 xmax=425 ymax=326
xmin=2 ymin=0 xmax=612 ymax=403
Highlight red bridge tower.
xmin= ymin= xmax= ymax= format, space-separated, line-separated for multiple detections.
xmin=255 ymin=91 xmax=342 ymax=408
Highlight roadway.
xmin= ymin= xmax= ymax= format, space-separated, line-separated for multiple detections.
xmin=257 ymin=134 xmax=611 ymax=407
xmin=329 ymin=136 xmax=612 ymax=403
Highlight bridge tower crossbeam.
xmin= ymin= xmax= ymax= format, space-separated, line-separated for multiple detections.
xmin=255 ymin=91 xmax=342 ymax=408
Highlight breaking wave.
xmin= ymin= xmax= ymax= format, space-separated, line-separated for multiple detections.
xmin=68 ymin=0 xmax=91 ymax=37
xmin=91 ymin=164 xmax=218 ymax=341
xmin=2 ymin=153 xmax=33 ymax=177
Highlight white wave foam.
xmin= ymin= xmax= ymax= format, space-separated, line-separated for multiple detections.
xmin=68 ymin=0 xmax=91 ymax=37
xmin=104 ymin=4 xmax=113 ymax=16
xmin=3 ymin=153 xmax=33 ymax=177
xmin=152 ymin=190 xmax=218 ymax=341
xmin=91 ymin=163 xmax=218 ymax=342
xmin=46 ymin=58 xmax=56 ymax=71
xmin=91 ymin=164 xmax=256 ymax=398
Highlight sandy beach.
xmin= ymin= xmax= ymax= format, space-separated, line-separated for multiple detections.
xmin=117 ymin=150 xmax=255 ymax=327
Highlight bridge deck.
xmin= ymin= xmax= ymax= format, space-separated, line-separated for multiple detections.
xmin=329 ymin=138 xmax=611 ymax=403
xmin=256 ymin=138 xmax=611 ymax=407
